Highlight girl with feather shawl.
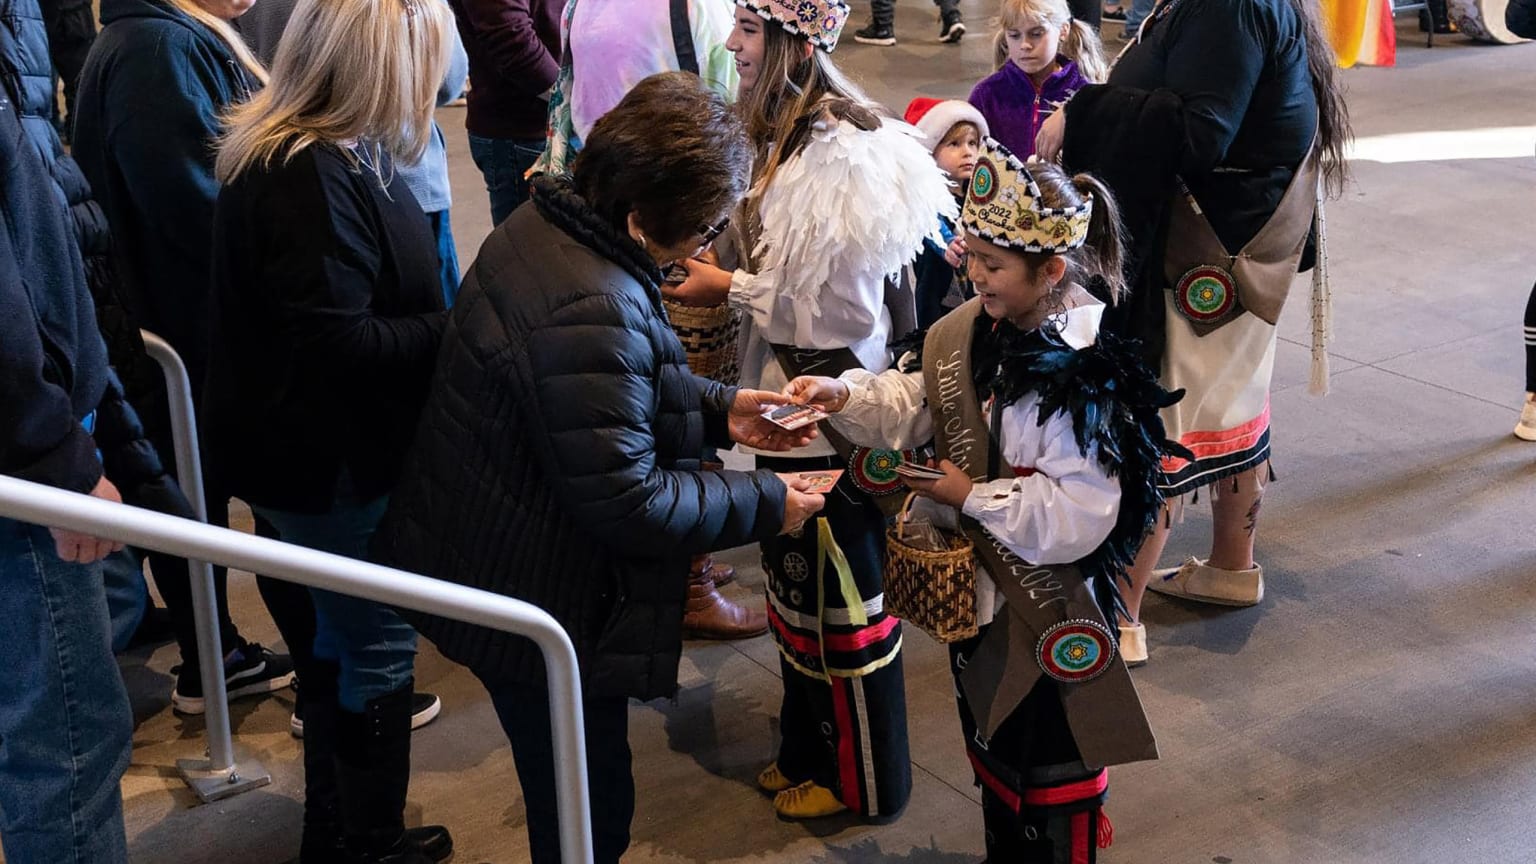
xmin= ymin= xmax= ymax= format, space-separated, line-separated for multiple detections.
xmin=664 ymin=0 xmax=956 ymax=824
xmin=786 ymin=143 xmax=1182 ymax=863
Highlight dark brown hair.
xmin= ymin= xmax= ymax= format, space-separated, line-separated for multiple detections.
xmin=572 ymin=72 xmax=753 ymax=247
xmin=1291 ymin=0 xmax=1352 ymax=198
xmin=1020 ymin=162 xmax=1127 ymax=305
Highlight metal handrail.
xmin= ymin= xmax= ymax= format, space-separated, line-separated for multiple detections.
xmin=19 ymin=331 xmax=591 ymax=860
xmin=0 ymin=474 xmax=595 ymax=863
xmin=138 ymin=332 xmax=244 ymax=794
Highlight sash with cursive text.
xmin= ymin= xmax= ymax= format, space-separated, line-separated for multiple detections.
xmin=921 ymin=299 xmax=1158 ymax=767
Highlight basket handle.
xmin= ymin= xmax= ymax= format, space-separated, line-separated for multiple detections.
xmin=896 ymin=491 xmax=921 ymax=541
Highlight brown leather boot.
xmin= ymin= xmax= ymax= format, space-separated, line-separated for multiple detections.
xmin=694 ymin=554 xmax=736 ymax=587
xmin=683 ymin=570 xmax=767 ymax=640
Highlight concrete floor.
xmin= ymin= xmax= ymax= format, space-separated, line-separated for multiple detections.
xmin=102 ymin=4 xmax=1536 ymax=863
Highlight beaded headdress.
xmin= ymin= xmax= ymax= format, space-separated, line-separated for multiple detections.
xmin=735 ymin=0 xmax=852 ymax=52
xmin=962 ymin=138 xmax=1092 ymax=253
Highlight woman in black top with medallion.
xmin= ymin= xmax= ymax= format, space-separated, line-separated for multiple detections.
xmin=1038 ymin=0 xmax=1349 ymax=663
xmin=205 ymin=0 xmax=455 ymax=861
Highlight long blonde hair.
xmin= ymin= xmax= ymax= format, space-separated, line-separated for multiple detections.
xmin=736 ymin=24 xmax=876 ymax=195
xmin=166 ymin=0 xmax=267 ymax=85
xmin=215 ymin=0 xmax=452 ymax=186
xmin=995 ymin=0 xmax=1109 ymax=83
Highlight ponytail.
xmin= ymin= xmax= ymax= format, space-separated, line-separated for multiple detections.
xmin=1070 ymin=172 xmax=1126 ymax=303
xmin=1060 ymin=18 xmax=1109 ymax=83
xmin=1018 ymin=162 xmax=1127 ymax=305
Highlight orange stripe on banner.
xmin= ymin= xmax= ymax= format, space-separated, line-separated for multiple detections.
xmin=1161 ymin=403 xmax=1270 ymax=473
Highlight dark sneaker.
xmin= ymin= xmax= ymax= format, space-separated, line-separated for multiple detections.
xmin=853 ymin=23 xmax=897 ymax=46
xmin=939 ymin=11 xmax=966 ymax=42
xmin=289 ymin=691 xmax=443 ymax=738
xmin=1103 ymin=5 xmax=1128 ymax=20
xmin=171 ymin=643 xmax=296 ymax=715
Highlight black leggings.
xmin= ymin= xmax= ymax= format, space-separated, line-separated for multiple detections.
xmin=1524 ymin=281 xmax=1536 ymax=392
xmin=870 ymin=0 xmax=960 ymax=26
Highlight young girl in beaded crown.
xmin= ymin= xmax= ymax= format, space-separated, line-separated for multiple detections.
xmin=786 ymin=139 xmax=1180 ymax=862
xmin=970 ymin=0 xmax=1109 ymax=160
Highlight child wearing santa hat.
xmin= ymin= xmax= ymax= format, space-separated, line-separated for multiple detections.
xmin=904 ymin=97 xmax=991 ymax=329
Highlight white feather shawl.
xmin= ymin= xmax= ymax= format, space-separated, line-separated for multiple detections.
xmin=751 ymin=111 xmax=960 ymax=317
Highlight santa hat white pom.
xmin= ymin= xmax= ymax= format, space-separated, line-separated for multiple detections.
xmin=903 ymin=97 xmax=990 ymax=153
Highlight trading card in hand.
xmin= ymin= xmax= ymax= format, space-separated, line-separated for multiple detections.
xmin=791 ymin=470 xmax=843 ymax=495
xmin=894 ymin=462 xmax=948 ymax=480
xmin=762 ymin=403 xmax=829 ymax=431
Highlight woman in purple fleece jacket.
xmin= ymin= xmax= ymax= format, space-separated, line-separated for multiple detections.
xmin=969 ymin=0 xmax=1106 ymax=159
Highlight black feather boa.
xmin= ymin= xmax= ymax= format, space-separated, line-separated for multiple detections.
xmin=895 ymin=307 xmax=1189 ymax=622
xmin=988 ymin=323 xmax=1188 ymax=620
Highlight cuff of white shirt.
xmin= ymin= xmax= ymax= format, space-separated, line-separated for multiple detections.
xmin=727 ymin=269 xmax=758 ymax=306
xmin=834 ymin=369 xmax=880 ymax=415
xmin=960 ymin=478 xmax=1017 ymax=519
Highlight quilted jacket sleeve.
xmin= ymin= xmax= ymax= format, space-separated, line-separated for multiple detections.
xmin=0 ymin=202 xmax=101 ymax=495
xmin=522 ymin=291 xmax=786 ymax=558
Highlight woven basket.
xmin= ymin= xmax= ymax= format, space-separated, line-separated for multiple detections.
xmin=664 ymin=300 xmax=742 ymax=385
xmin=883 ymin=493 xmax=978 ymax=643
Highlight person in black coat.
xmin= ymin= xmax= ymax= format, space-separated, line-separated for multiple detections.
xmin=375 ymin=72 xmax=827 ymax=864
xmin=205 ymin=0 xmax=462 ymax=859
xmin=72 ymin=0 xmax=314 ymax=708
xmin=0 ymin=84 xmax=137 ymax=864
xmin=1040 ymin=0 xmax=1350 ymax=661
xmin=0 ymin=0 xmax=295 ymax=700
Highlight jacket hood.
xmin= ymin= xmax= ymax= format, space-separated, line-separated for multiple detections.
xmin=101 ymin=0 xmax=212 ymax=32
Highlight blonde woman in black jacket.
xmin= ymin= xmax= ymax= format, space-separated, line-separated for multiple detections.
xmin=377 ymin=73 xmax=825 ymax=864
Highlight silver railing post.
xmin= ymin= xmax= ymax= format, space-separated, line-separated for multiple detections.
xmin=0 ymin=475 xmax=594 ymax=862
xmin=139 ymin=330 xmax=270 ymax=801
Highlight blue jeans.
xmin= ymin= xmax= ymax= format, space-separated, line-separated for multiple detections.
xmin=0 ymin=518 xmax=131 ymax=863
xmin=468 ymin=135 xmax=545 ymax=227
xmin=101 ymin=546 xmax=148 ymax=653
xmin=1124 ymin=0 xmax=1155 ymax=36
xmin=426 ymin=209 xmax=462 ymax=308
xmin=252 ymin=497 xmax=417 ymax=713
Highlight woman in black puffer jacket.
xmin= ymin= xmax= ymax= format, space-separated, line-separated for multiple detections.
xmin=375 ymin=72 xmax=825 ymax=864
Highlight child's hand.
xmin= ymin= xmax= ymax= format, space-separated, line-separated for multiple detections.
xmin=662 ymin=258 xmax=732 ymax=306
xmin=943 ymin=236 xmax=967 ymax=268
xmin=901 ymin=459 xmax=973 ymax=509
xmin=783 ymin=376 xmax=851 ymax=414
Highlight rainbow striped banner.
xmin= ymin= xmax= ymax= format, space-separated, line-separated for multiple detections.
xmin=1323 ymin=0 xmax=1398 ymax=66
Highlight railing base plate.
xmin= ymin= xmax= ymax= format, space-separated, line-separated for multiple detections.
xmin=177 ymin=757 xmax=272 ymax=804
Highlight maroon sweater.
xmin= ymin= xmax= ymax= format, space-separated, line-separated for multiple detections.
xmin=448 ymin=0 xmax=561 ymax=140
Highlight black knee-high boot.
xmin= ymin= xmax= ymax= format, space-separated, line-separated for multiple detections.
xmin=333 ymin=681 xmax=453 ymax=863
xmin=299 ymin=661 xmax=343 ymax=863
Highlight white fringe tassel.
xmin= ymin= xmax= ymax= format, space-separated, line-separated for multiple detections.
xmin=1308 ymin=179 xmax=1333 ymax=397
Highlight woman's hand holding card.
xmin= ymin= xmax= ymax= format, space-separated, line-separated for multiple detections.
xmin=729 ymin=389 xmax=821 ymax=451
